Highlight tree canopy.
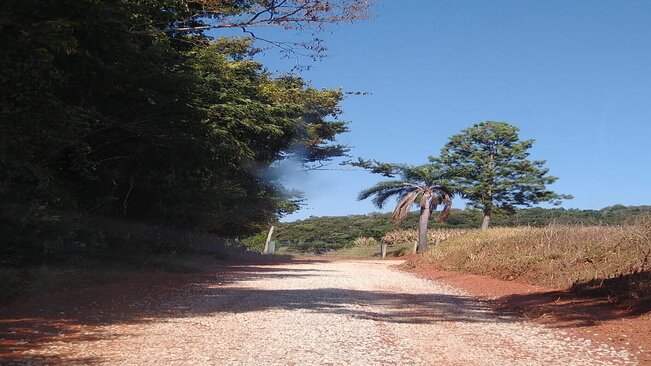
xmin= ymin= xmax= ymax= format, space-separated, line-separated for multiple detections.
xmin=358 ymin=164 xmax=454 ymax=252
xmin=435 ymin=121 xmax=571 ymax=229
xmin=0 ymin=0 xmax=367 ymax=264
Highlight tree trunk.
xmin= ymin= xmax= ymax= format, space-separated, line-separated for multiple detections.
xmin=417 ymin=204 xmax=431 ymax=253
xmin=481 ymin=213 xmax=490 ymax=231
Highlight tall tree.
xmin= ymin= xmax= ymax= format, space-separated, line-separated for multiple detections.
xmin=436 ymin=121 xmax=571 ymax=230
xmin=0 ymin=0 xmax=368 ymax=262
xmin=137 ymin=0 xmax=372 ymax=63
xmin=358 ymin=165 xmax=454 ymax=253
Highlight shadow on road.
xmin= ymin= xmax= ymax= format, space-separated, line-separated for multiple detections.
xmin=187 ymin=286 xmax=502 ymax=326
xmin=0 ymin=260 xmax=506 ymax=364
xmin=493 ymin=270 xmax=651 ymax=328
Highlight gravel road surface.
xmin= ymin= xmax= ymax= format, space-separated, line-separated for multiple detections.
xmin=14 ymin=260 xmax=636 ymax=365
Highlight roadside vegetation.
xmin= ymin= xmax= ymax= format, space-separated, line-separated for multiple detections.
xmin=269 ymin=205 xmax=651 ymax=252
xmin=0 ymin=219 xmax=293 ymax=301
xmin=381 ymin=229 xmax=468 ymax=248
xmin=0 ymin=0 xmax=371 ymax=301
xmin=407 ymin=215 xmax=651 ymax=306
xmin=279 ymin=240 xmax=414 ymax=259
xmin=270 ymin=208 xmax=650 ymax=305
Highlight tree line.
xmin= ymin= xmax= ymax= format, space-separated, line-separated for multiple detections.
xmin=0 ymin=0 xmax=371 ymax=266
xmin=267 ymin=205 xmax=651 ymax=252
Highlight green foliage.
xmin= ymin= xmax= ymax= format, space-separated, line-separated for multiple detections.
xmin=346 ymin=158 xmax=400 ymax=177
xmin=241 ymin=231 xmax=268 ymax=252
xmin=436 ymin=121 xmax=571 ymax=228
xmin=357 ymin=164 xmax=454 ymax=224
xmin=357 ymin=164 xmax=455 ymax=252
xmin=0 ymin=0 xmax=354 ymax=265
xmin=267 ymin=205 xmax=651 ymax=252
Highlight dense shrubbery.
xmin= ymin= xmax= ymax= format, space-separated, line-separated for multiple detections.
xmin=0 ymin=1 xmax=364 ymax=265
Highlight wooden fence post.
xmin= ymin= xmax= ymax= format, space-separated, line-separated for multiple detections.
xmin=263 ymin=225 xmax=275 ymax=254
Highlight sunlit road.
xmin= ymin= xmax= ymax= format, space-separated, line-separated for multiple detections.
xmin=2 ymin=260 xmax=635 ymax=365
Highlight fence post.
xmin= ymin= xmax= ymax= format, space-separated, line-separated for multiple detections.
xmin=263 ymin=225 xmax=275 ymax=254
xmin=380 ymin=243 xmax=387 ymax=258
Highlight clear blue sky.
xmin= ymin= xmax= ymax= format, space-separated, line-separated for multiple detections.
xmin=214 ymin=1 xmax=651 ymax=221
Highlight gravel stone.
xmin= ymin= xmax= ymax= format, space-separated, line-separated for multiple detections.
xmin=20 ymin=260 xmax=636 ymax=365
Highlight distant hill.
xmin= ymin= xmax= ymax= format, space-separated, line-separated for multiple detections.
xmin=269 ymin=205 xmax=651 ymax=251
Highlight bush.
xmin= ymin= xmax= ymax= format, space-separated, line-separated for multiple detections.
xmin=240 ymin=231 xmax=268 ymax=252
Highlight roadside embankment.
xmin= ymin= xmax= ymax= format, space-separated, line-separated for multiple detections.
xmin=400 ymin=218 xmax=651 ymax=363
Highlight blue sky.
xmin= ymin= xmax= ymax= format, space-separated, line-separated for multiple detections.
xmin=213 ymin=1 xmax=651 ymax=221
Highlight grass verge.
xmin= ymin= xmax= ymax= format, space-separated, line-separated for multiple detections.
xmin=274 ymin=242 xmax=414 ymax=259
xmin=409 ymin=216 xmax=651 ymax=307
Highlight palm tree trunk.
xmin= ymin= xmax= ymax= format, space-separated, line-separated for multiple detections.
xmin=417 ymin=204 xmax=431 ymax=253
xmin=481 ymin=213 xmax=490 ymax=230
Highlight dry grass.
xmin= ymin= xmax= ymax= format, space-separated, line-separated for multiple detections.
xmin=418 ymin=217 xmax=651 ymax=291
xmin=382 ymin=229 xmax=469 ymax=247
xmin=352 ymin=237 xmax=379 ymax=247
xmin=320 ymin=243 xmax=414 ymax=259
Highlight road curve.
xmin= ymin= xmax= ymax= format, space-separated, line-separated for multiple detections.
xmin=18 ymin=260 xmax=635 ymax=365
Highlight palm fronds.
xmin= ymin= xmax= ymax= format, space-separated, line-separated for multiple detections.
xmin=391 ymin=190 xmax=419 ymax=225
xmin=358 ymin=164 xmax=456 ymax=225
xmin=357 ymin=181 xmax=413 ymax=209
xmin=433 ymin=190 xmax=453 ymax=223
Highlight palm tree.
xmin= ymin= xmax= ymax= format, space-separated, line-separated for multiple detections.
xmin=358 ymin=164 xmax=454 ymax=253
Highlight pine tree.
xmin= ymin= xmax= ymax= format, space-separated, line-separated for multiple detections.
xmin=436 ymin=121 xmax=571 ymax=230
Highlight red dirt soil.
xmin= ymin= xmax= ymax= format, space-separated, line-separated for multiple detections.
xmin=398 ymin=259 xmax=651 ymax=365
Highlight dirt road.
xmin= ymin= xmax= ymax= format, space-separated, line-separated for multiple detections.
xmin=1 ymin=260 xmax=637 ymax=365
